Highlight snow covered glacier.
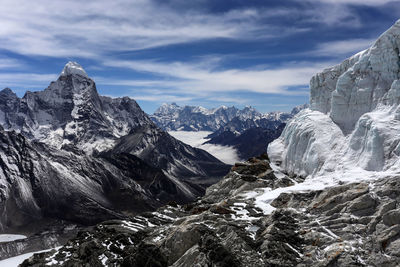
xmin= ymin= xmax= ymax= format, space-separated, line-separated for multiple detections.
xmin=268 ymin=19 xmax=400 ymax=179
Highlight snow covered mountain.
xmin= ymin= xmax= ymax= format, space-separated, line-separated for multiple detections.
xmin=269 ymin=19 xmax=400 ymax=180
xmin=205 ymin=104 xmax=307 ymax=160
xmin=0 ymin=62 xmax=152 ymax=153
xmin=208 ymin=104 xmax=307 ymax=137
xmin=0 ymin=62 xmax=230 ymax=234
xmin=151 ymin=103 xmax=262 ymax=132
xmin=151 ymin=103 xmax=308 ymax=160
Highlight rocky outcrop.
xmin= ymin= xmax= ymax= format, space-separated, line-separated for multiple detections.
xmin=20 ymin=155 xmax=400 ymax=266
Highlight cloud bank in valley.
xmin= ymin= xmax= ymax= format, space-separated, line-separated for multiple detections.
xmin=168 ymin=131 xmax=240 ymax=165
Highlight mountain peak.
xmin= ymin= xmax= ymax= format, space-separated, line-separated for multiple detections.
xmin=60 ymin=61 xmax=88 ymax=78
xmin=1 ymin=87 xmax=14 ymax=94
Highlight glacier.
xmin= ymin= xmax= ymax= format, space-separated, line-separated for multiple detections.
xmin=268 ymin=19 xmax=400 ymax=180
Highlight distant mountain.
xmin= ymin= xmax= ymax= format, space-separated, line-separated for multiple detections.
xmin=205 ymin=104 xmax=307 ymax=160
xmin=206 ymin=124 xmax=286 ymax=160
xmin=208 ymin=103 xmax=308 ymax=137
xmin=0 ymin=62 xmax=230 ymax=235
xmin=152 ymin=102 xmax=308 ymax=160
xmin=151 ymin=103 xmax=261 ymax=132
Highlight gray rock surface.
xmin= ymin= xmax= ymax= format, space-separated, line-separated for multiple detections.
xmin=20 ymin=156 xmax=400 ymax=266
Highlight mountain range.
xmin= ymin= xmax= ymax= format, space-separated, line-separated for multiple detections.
xmin=151 ymin=102 xmax=306 ymax=133
xmin=0 ymin=62 xmax=230 ymax=238
xmin=152 ymin=102 xmax=308 ymax=159
xmin=16 ymin=18 xmax=400 ymax=267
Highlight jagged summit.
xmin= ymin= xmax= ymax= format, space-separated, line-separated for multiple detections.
xmin=0 ymin=87 xmax=17 ymax=97
xmin=60 ymin=61 xmax=88 ymax=78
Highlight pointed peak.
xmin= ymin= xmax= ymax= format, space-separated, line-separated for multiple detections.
xmin=0 ymin=87 xmax=17 ymax=97
xmin=1 ymin=87 xmax=14 ymax=94
xmin=60 ymin=61 xmax=88 ymax=78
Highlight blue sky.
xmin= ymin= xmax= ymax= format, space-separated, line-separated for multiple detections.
xmin=0 ymin=0 xmax=400 ymax=113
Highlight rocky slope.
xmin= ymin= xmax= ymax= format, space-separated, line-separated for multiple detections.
xmin=0 ymin=125 xmax=198 ymax=233
xmin=20 ymin=155 xmax=400 ymax=266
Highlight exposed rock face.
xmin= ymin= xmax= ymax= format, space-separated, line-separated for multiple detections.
xmin=0 ymin=62 xmax=151 ymax=153
xmin=0 ymin=125 xmax=198 ymax=233
xmin=20 ymin=156 xmax=400 ymax=266
xmin=269 ymin=19 xmax=400 ymax=178
xmin=111 ymin=124 xmax=229 ymax=180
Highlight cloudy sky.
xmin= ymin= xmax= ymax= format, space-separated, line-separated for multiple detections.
xmin=0 ymin=0 xmax=400 ymax=113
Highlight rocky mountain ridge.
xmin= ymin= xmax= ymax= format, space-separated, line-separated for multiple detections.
xmin=0 ymin=62 xmax=229 ymax=182
xmin=20 ymin=154 xmax=400 ymax=266
xmin=0 ymin=62 xmax=230 ymax=259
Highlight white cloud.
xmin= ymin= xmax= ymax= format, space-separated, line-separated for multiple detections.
xmin=305 ymin=0 xmax=400 ymax=5
xmin=313 ymin=38 xmax=375 ymax=56
xmin=0 ymin=73 xmax=57 ymax=88
xmin=101 ymin=58 xmax=330 ymax=95
xmin=0 ymin=58 xmax=23 ymax=69
xmin=131 ymin=94 xmax=194 ymax=103
xmin=168 ymin=131 xmax=240 ymax=164
xmin=0 ymin=0 xmax=301 ymax=58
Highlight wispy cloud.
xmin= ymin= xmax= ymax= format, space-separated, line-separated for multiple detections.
xmin=131 ymin=94 xmax=194 ymax=103
xmin=0 ymin=58 xmax=23 ymax=70
xmin=0 ymin=0 xmax=306 ymax=59
xmin=101 ymin=58 xmax=331 ymax=95
xmin=313 ymin=38 xmax=375 ymax=56
xmin=304 ymin=0 xmax=400 ymax=6
xmin=0 ymin=73 xmax=57 ymax=89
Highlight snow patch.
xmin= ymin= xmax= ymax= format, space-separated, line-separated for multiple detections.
xmin=0 ymin=234 xmax=27 ymax=243
xmin=60 ymin=62 xmax=88 ymax=78
xmin=0 ymin=247 xmax=61 ymax=267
